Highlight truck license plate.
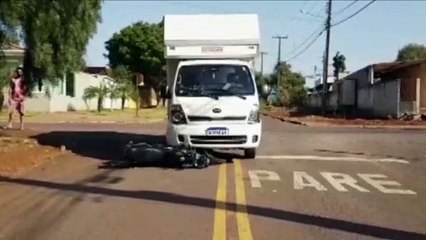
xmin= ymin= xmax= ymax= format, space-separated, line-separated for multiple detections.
xmin=206 ymin=127 xmax=229 ymax=136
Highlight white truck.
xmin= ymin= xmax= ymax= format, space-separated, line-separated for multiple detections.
xmin=161 ymin=14 xmax=262 ymax=159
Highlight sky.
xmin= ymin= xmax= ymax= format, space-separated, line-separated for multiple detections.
xmin=84 ymin=0 xmax=426 ymax=87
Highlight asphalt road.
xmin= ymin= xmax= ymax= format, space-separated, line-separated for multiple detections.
xmin=0 ymin=117 xmax=425 ymax=240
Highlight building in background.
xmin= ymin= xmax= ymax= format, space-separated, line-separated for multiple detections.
xmin=1 ymin=45 xmax=137 ymax=112
xmin=306 ymin=58 xmax=426 ymax=118
xmin=335 ymin=59 xmax=426 ymax=118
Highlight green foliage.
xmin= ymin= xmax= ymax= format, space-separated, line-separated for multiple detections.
xmin=255 ymin=72 xmax=271 ymax=87
xmin=332 ymin=51 xmax=346 ymax=80
xmin=270 ymin=62 xmax=307 ymax=108
xmin=396 ymin=43 xmax=426 ymax=61
xmin=104 ymin=21 xmax=165 ymax=83
xmin=0 ymin=0 xmax=21 ymax=59
xmin=255 ymin=71 xmax=272 ymax=103
xmin=82 ymin=84 xmax=109 ymax=112
xmin=1 ymin=0 xmax=103 ymax=89
xmin=106 ymin=65 xmax=135 ymax=110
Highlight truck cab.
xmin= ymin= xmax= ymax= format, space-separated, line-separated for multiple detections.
xmin=162 ymin=14 xmax=262 ymax=159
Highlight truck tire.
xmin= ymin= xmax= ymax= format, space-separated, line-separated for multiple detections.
xmin=244 ymin=148 xmax=256 ymax=159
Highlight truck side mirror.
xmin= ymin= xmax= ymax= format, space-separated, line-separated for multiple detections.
xmin=261 ymin=84 xmax=271 ymax=96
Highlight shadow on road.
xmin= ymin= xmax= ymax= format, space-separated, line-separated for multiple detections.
xmin=31 ymin=131 xmax=242 ymax=168
xmin=32 ymin=131 xmax=166 ymax=161
xmin=0 ymin=175 xmax=424 ymax=240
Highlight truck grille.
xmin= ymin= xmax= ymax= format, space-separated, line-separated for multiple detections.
xmin=190 ymin=135 xmax=247 ymax=145
xmin=187 ymin=116 xmax=246 ymax=122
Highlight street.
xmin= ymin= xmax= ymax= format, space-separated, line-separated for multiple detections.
xmin=0 ymin=116 xmax=425 ymax=240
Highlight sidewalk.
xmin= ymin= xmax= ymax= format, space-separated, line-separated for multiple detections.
xmin=0 ymin=108 xmax=167 ymax=125
xmin=262 ymin=110 xmax=426 ymax=131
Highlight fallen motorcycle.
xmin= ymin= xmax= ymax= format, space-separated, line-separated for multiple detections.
xmin=102 ymin=141 xmax=224 ymax=169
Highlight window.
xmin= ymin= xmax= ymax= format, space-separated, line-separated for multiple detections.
xmin=65 ymin=72 xmax=75 ymax=97
xmin=174 ymin=64 xmax=255 ymax=97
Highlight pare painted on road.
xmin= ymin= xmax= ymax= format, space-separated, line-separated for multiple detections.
xmin=248 ymin=170 xmax=416 ymax=195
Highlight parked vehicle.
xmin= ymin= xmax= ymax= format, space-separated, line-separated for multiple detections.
xmin=161 ymin=14 xmax=262 ymax=159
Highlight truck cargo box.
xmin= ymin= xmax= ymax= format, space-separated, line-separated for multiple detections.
xmin=163 ymin=14 xmax=260 ymax=59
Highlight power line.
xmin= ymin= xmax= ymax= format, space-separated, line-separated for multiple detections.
xmin=286 ymin=25 xmax=325 ymax=56
xmin=285 ymin=29 xmax=326 ymax=62
xmin=331 ymin=0 xmax=376 ymax=27
xmin=333 ymin=0 xmax=359 ymax=15
xmin=286 ymin=1 xmax=325 ymax=39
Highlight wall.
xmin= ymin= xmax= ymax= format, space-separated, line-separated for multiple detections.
xmin=306 ymin=93 xmax=321 ymax=108
xmin=381 ymin=62 xmax=426 ymax=115
xmin=418 ymin=64 xmax=426 ymax=112
xmin=328 ymin=91 xmax=338 ymax=110
xmin=372 ymin=79 xmax=399 ymax=118
xmin=400 ymin=101 xmax=416 ymax=115
xmin=341 ymin=79 xmax=356 ymax=106
xmin=306 ymin=92 xmax=336 ymax=111
xmin=340 ymin=66 xmax=373 ymax=111
xmin=22 ymin=72 xmax=133 ymax=112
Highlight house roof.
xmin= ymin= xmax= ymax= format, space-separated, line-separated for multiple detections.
xmin=373 ymin=58 xmax=426 ymax=75
xmin=341 ymin=58 xmax=426 ymax=83
xmin=1 ymin=42 xmax=24 ymax=50
xmin=83 ymin=66 xmax=108 ymax=74
xmin=1 ymin=42 xmax=25 ymax=57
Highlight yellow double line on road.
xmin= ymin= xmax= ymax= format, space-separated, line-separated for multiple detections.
xmin=213 ymin=159 xmax=253 ymax=240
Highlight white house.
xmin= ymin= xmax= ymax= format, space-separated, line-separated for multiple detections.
xmin=1 ymin=44 xmax=144 ymax=113
xmin=2 ymin=66 xmax=136 ymax=112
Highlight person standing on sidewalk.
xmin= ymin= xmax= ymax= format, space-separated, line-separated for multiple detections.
xmin=6 ymin=66 xmax=27 ymax=130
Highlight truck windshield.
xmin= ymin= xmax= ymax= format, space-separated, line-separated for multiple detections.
xmin=174 ymin=64 xmax=255 ymax=97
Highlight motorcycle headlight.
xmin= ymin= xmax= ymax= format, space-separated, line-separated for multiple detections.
xmin=248 ymin=109 xmax=260 ymax=124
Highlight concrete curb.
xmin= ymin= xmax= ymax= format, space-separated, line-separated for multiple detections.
xmin=261 ymin=112 xmax=307 ymax=126
xmin=261 ymin=112 xmax=426 ymax=130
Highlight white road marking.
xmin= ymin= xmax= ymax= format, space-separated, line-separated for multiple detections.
xmin=321 ymin=172 xmax=370 ymax=192
xmin=357 ymin=174 xmax=416 ymax=195
xmin=256 ymin=155 xmax=409 ymax=164
xmin=248 ymin=170 xmax=281 ymax=188
xmin=246 ymin=170 xmax=415 ymax=195
xmin=294 ymin=171 xmax=327 ymax=191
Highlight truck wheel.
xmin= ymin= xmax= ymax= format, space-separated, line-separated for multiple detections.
xmin=244 ymin=148 xmax=256 ymax=159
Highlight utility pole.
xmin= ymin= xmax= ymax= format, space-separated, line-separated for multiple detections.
xmin=322 ymin=0 xmax=332 ymax=115
xmin=260 ymin=51 xmax=267 ymax=75
xmin=272 ymin=35 xmax=288 ymax=89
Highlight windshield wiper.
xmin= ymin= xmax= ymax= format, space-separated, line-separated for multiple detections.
xmin=207 ymin=88 xmax=247 ymax=100
xmin=178 ymin=86 xmax=219 ymax=100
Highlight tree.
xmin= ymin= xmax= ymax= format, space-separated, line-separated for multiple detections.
xmin=0 ymin=0 xmax=21 ymax=53
xmin=0 ymin=0 xmax=103 ymax=90
xmin=396 ymin=43 xmax=426 ymax=61
xmin=332 ymin=51 xmax=346 ymax=81
xmin=104 ymin=21 xmax=165 ymax=87
xmin=82 ymin=83 xmax=109 ymax=113
xmin=107 ymin=65 xmax=134 ymax=110
xmin=271 ymin=62 xmax=307 ymax=108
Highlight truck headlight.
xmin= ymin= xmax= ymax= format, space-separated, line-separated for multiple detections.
xmin=171 ymin=104 xmax=187 ymax=124
xmin=248 ymin=109 xmax=260 ymax=124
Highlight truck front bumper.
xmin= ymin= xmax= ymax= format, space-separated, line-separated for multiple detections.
xmin=166 ymin=122 xmax=262 ymax=149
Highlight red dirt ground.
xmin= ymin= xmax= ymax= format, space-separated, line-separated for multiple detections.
xmin=0 ymin=130 xmax=65 ymax=177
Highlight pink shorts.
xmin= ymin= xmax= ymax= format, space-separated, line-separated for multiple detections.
xmin=8 ymin=99 xmax=25 ymax=115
